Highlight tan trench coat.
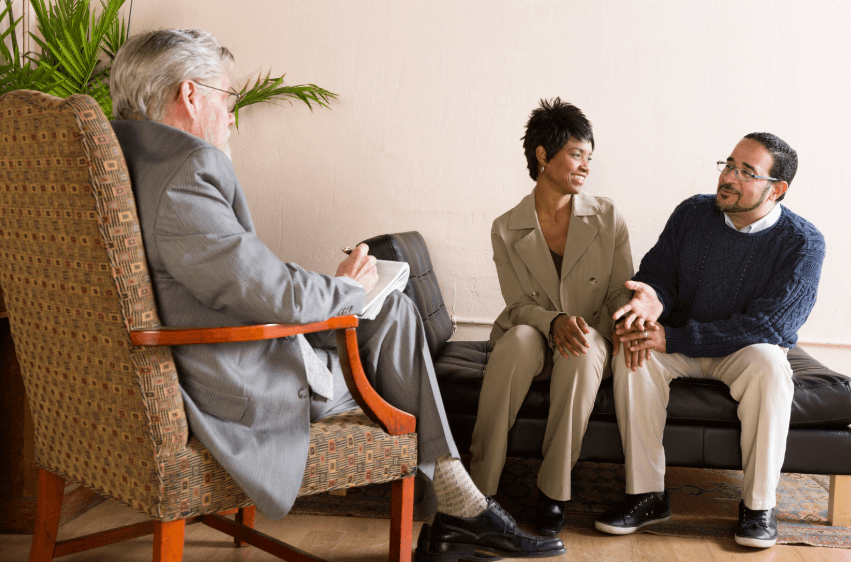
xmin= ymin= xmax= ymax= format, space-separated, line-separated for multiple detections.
xmin=489 ymin=188 xmax=634 ymax=345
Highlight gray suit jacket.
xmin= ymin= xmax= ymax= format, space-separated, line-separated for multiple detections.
xmin=490 ymin=189 xmax=634 ymax=345
xmin=111 ymin=120 xmax=364 ymax=519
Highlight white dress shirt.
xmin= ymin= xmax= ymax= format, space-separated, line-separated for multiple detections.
xmin=300 ymin=275 xmax=365 ymax=400
xmin=724 ymin=203 xmax=782 ymax=234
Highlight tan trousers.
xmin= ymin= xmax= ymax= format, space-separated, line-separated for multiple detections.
xmin=613 ymin=343 xmax=792 ymax=510
xmin=469 ymin=324 xmax=611 ymax=501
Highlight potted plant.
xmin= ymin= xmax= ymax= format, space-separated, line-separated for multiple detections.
xmin=0 ymin=0 xmax=336 ymax=123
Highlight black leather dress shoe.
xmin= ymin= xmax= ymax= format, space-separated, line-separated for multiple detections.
xmin=414 ymin=497 xmax=566 ymax=562
xmin=594 ymin=490 xmax=671 ymax=535
xmin=534 ymin=489 xmax=564 ymax=536
xmin=734 ymin=501 xmax=778 ymax=548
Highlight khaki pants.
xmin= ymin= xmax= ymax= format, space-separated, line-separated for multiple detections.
xmin=469 ymin=324 xmax=611 ymax=501
xmin=613 ymin=343 xmax=792 ymax=510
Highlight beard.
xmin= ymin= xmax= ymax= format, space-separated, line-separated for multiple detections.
xmin=219 ymin=137 xmax=233 ymax=160
xmin=203 ymin=110 xmax=233 ymax=161
xmin=714 ymin=182 xmax=772 ymax=213
xmin=204 ymin=127 xmax=232 ymax=160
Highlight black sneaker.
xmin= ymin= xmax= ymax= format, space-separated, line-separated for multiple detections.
xmin=594 ymin=490 xmax=671 ymax=535
xmin=734 ymin=501 xmax=778 ymax=548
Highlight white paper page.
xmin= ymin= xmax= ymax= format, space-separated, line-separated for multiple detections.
xmin=360 ymin=260 xmax=410 ymax=320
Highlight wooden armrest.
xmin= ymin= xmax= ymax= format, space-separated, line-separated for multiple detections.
xmin=336 ymin=328 xmax=416 ymax=435
xmin=129 ymin=316 xmax=359 ymax=346
xmin=129 ymin=316 xmax=415 ymax=435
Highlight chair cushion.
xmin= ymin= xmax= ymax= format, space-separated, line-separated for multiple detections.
xmin=154 ymin=408 xmax=418 ymax=520
xmin=362 ymin=232 xmax=454 ymax=356
xmin=434 ymin=341 xmax=851 ymax=429
xmin=298 ymin=408 xmax=417 ymax=496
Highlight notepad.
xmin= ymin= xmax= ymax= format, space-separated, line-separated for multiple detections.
xmin=359 ymin=260 xmax=410 ymax=320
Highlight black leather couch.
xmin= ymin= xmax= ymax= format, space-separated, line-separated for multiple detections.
xmin=363 ymin=231 xmax=851 ymax=523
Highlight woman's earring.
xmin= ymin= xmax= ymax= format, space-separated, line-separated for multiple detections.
xmin=540 ymin=165 xmax=545 ymax=174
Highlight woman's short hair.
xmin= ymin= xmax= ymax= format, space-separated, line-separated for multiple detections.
xmin=110 ymin=28 xmax=234 ymax=121
xmin=522 ymin=98 xmax=594 ymax=181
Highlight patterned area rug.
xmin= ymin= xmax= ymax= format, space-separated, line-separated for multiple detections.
xmin=290 ymin=459 xmax=849 ymax=548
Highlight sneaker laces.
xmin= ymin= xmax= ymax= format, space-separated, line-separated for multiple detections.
xmin=740 ymin=504 xmax=771 ymax=529
xmin=626 ymin=494 xmax=655 ymax=515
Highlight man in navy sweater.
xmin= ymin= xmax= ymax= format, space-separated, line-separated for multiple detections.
xmin=593 ymin=133 xmax=825 ymax=548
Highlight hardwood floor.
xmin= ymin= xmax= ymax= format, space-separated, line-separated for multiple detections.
xmin=1 ymin=498 xmax=849 ymax=562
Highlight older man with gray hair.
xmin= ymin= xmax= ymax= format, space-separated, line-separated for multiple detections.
xmin=109 ymin=28 xmax=565 ymax=561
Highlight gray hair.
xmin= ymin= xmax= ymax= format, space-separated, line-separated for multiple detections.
xmin=110 ymin=28 xmax=234 ymax=121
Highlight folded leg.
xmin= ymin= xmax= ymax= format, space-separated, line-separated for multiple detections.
xmin=306 ymin=291 xmax=458 ymax=479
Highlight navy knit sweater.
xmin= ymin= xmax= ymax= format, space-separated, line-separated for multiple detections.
xmin=634 ymin=195 xmax=825 ymax=358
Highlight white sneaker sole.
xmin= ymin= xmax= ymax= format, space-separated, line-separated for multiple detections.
xmin=595 ymin=516 xmax=671 ymax=535
xmin=735 ymin=534 xmax=777 ymax=548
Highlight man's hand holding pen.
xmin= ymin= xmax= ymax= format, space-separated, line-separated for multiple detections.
xmin=336 ymin=244 xmax=378 ymax=293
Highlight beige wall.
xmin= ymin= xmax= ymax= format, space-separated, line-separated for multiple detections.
xmin=125 ymin=0 xmax=849 ymax=371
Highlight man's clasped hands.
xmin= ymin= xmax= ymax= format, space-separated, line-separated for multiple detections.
xmin=550 ymin=279 xmax=669 ymax=372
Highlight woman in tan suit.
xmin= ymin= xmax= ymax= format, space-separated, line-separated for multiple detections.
xmin=470 ymin=98 xmax=635 ymax=536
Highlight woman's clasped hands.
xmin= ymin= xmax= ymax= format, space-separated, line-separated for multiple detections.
xmin=552 ymin=315 xmax=591 ymax=359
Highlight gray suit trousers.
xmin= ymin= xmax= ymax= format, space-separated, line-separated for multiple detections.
xmin=306 ymin=291 xmax=459 ymax=483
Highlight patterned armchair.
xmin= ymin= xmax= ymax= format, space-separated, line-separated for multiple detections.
xmin=0 ymin=90 xmax=418 ymax=562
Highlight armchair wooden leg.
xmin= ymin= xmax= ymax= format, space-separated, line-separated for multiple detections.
xmin=234 ymin=505 xmax=256 ymax=547
xmin=389 ymin=476 xmax=415 ymax=562
xmin=828 ymin=475 xmax=851 ymax=527
xmin=153 ymin=519 xmax=185 ymax=562
xmin=29 ymin=469 xmax=64 ymax=562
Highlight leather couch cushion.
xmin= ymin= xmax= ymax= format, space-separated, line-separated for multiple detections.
xmin=434 ymin=341 xmax=851 ymax=429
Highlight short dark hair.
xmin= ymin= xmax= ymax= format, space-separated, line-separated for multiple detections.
xmin=522 ymin=98 xmax=594 ymax=181
xmin=743 ymin=132 xmax=797 ymax=201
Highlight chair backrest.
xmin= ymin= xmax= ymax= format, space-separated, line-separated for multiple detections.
xmin=0 ymin=91 xmax=187 ymax=514
xmin=361 ymin=231 xmax=453 ymax=355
